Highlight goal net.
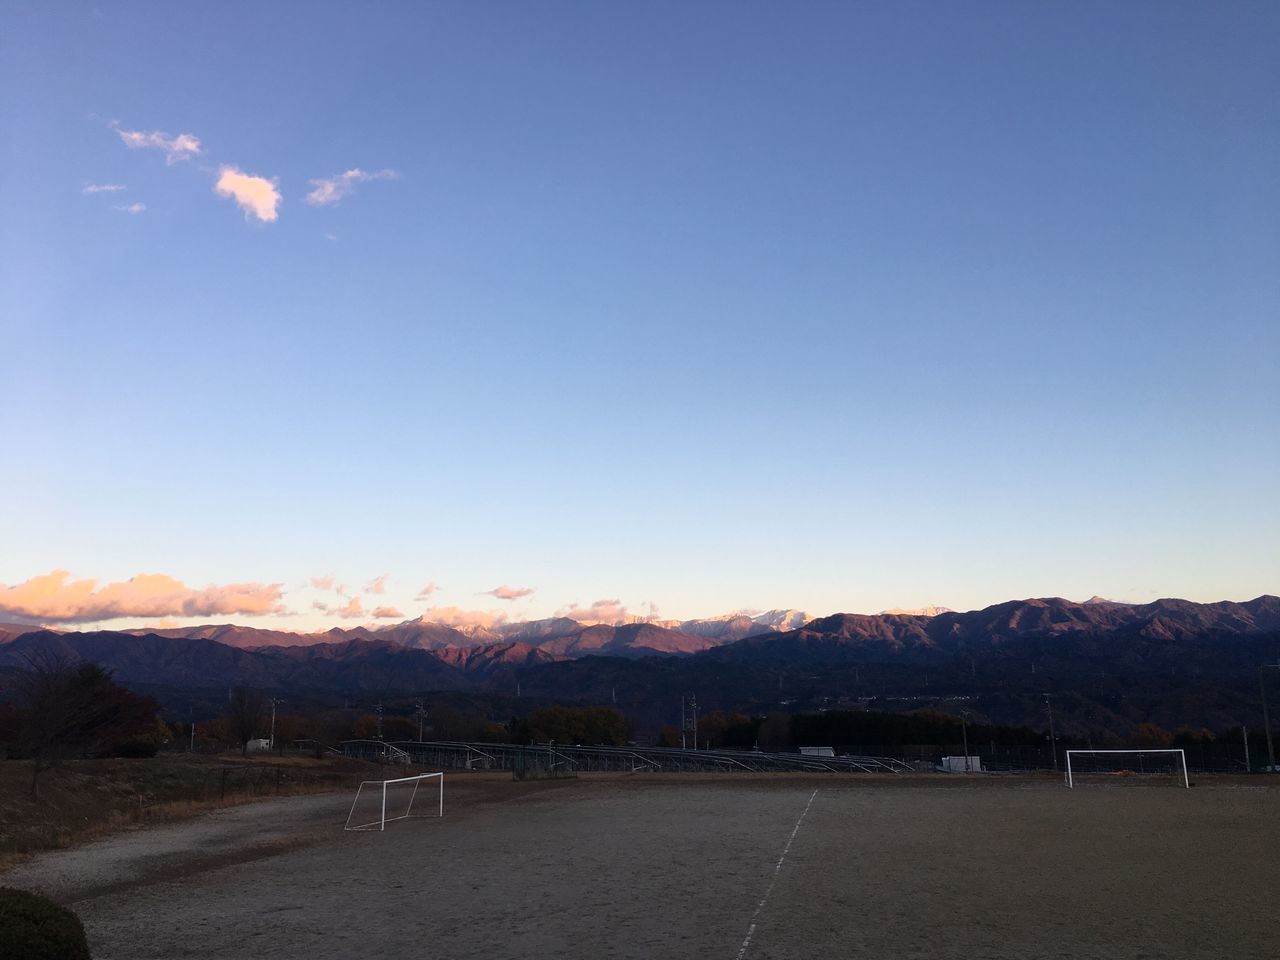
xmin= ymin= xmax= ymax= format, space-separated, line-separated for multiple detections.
xmin=344 ymin=773 xmax=444 ymax=831
xmin=1064 ymin=749 xmax=1188 ymax=788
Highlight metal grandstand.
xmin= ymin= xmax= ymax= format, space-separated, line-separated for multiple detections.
xmin=339 ymin=739 xmax=913 ymax=774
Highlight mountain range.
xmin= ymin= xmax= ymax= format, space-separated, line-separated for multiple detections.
xmin=2 ymin=596 xmax=1278 ymax=737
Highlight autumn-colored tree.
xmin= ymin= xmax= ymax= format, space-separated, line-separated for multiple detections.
xmin=655 ymin=724 xmax=683 ymax=748
xmin=518 ymin=706 xmax=628 ymax=746
xmin=757 ymin=712 xmax=792 ymax=751
xmin=1134 ymin=722 xmax=1174 ymax=747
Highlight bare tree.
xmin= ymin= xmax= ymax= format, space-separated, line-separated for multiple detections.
xmin=13 ymin=651 xmax=108 ymax=796
xmin=224 ymin=687 xmax=266 ymax=757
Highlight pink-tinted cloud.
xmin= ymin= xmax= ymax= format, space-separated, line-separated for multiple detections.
xmin=365 ymin=574 xmax=388 ymax=595
xmin=310 ymin=575 xmax=335 ymax=591
xmin=557 ymin=598 xmax=631 ymax=624
xmin=418 ymin=606 xmax=507 ymax=630
xmin=0 ymin=570 xmax=287 ymax=624
xmin=214 ymin=166 xmax=280 ymax=222
xmin=488 ymin=585 xmax=534 ymax=601
xmin=114 ymin=126 xmax=202 ymax=163
xmin=305 ymin=168 xmax=398 ymax=206
xmin=330 ymin=597 xmax=364 ymax=619
xmin=311 ymin=600 xmax=330 ymax=613
xmin=414 ymin=581 xmax=440 ymax=600
xmin=372 ymin=606 xmax=404 ymax=619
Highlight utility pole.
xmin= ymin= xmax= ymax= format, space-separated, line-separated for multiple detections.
xmin=269 ymin=697 xmax=284 ymax=751
xmin=415 ymin=700 xmax=428 ymax=742
xmin=681 ymin=694 xmax=698 ymax=751
xmin=189 ymin=706 xmax=195 ymax=752
xmin=961 ymin=710 xmax=971 ymax=773
xmin=1242 ymin=725 xmax=1250 ymax=773
xmin=690 ymin=694 xmax=697 ymax=751
xmin=1044 ymin=695 xmax=1058 ymax=772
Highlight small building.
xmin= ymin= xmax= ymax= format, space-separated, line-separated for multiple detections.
xmin=246 ymin=738 xmax=272 ymax=753
xmin=939 ymin=755 xmax=982 ymax=773
xmin=799 ymin=746 xmax=836 ymax=758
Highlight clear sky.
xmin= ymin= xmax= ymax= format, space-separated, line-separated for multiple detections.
xmin=1 ymin=1 xmax=1277 ymax=631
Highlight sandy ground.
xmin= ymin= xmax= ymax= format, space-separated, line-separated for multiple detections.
xmin=4 ymin=773 xmax=1278 ymax=960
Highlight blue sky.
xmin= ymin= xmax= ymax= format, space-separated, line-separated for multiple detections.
xmin=1 ymin=1 xmax=1276 ymax=630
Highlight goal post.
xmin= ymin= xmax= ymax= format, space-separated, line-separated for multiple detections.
xmin=1064 ymin=749 xmax=1189 ymax=789
xmin=344 ymin=773 xmax=444 ymax=831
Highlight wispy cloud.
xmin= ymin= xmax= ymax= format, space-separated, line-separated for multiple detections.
xmin=310 ymin=575 xmax=335 ymax=591
xmin=83 ymin=183 xmax=126 ymax=194
xmin=114 ymin=126 xmax=202 ymax=164
xmin=305 ymin=168 xmax=398 ymax=206
xmin=372 ymin=606 xmax=404 ymax=619
xmin=488 ymin=585 xmax=534 ymax=601
xmin=414 ymin=581 xmax=440 ymax=600
xmin=214 ymin=166 xmax=281 ymax=222
xmin=114 ymin=202 xmax=146 ymax=215
xmin=0 ymin=570 xmax=286 ymax=624
xmin=365 ymin=574 xmax=388 ymax=595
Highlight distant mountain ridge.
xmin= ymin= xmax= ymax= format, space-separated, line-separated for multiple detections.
xmin=16 ymin=608 xmax=816 ymax=656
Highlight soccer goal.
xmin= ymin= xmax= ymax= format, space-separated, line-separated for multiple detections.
xmin=1064 ymin=749 xmax=1189 ymax=789
xmin=344 ymin=773 xmax=444 ymax=831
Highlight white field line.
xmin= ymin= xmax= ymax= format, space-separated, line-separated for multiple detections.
xmin=734 ymin=788 xmax=819 ymax=960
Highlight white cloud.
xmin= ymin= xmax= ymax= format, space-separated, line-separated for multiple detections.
xmin=83 ymin=183 xmax=126 ymax=194
xmin=330 ymin=597 xmax=364 ymax=619
xmin=557 ymin=598 xmax=632 ymax=625
xmin=305 ymin=168 xmax=398 ymax=206
xmin=419 ymin=606 xmax=507 ymax=630
xmin=214 ymin=166 xmax=281 ymax=222
xmin=114 ymin=202 xmax=146 ymax=215
xmin=115 ymin=126 xmax=202 ymax=164
xmin=0 ymin=570 xmax=287 ymax=624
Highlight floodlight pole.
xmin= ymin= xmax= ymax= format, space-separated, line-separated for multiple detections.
xmin=1261 ymin=667 xmax=1277 ymax=773
xmin=960 ymin=710 xmax=970 ymax=772
xmin=1044 ymin=695 xmax=1058 ymax=771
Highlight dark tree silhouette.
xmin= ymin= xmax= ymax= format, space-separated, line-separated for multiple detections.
xmin=224 ymin=687 xmax=266 ymax=757
xmin=12 ymin=652 xmax=157 ymax=795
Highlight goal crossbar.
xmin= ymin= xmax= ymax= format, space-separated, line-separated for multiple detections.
xmin=344 ymin=772 xmax=444 ymax=830
xmin=1064 ymin=749 xmax=1188 ymax=789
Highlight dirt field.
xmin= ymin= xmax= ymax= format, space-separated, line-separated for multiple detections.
xmin=4 ymin=773 xmax=1278 ymax=959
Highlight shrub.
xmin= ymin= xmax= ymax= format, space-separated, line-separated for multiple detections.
xmin=113 ymin=738 xmax=160 ymax=758
xmin=0 ymin=886 xmax=91 ymax=960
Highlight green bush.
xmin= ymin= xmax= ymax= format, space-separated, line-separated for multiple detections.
xmin=0 ymin=887 xmax=91 ymax=960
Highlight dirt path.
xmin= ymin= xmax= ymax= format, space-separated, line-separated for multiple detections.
xmin=0 ymin=792 xmax=350 ymax=903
